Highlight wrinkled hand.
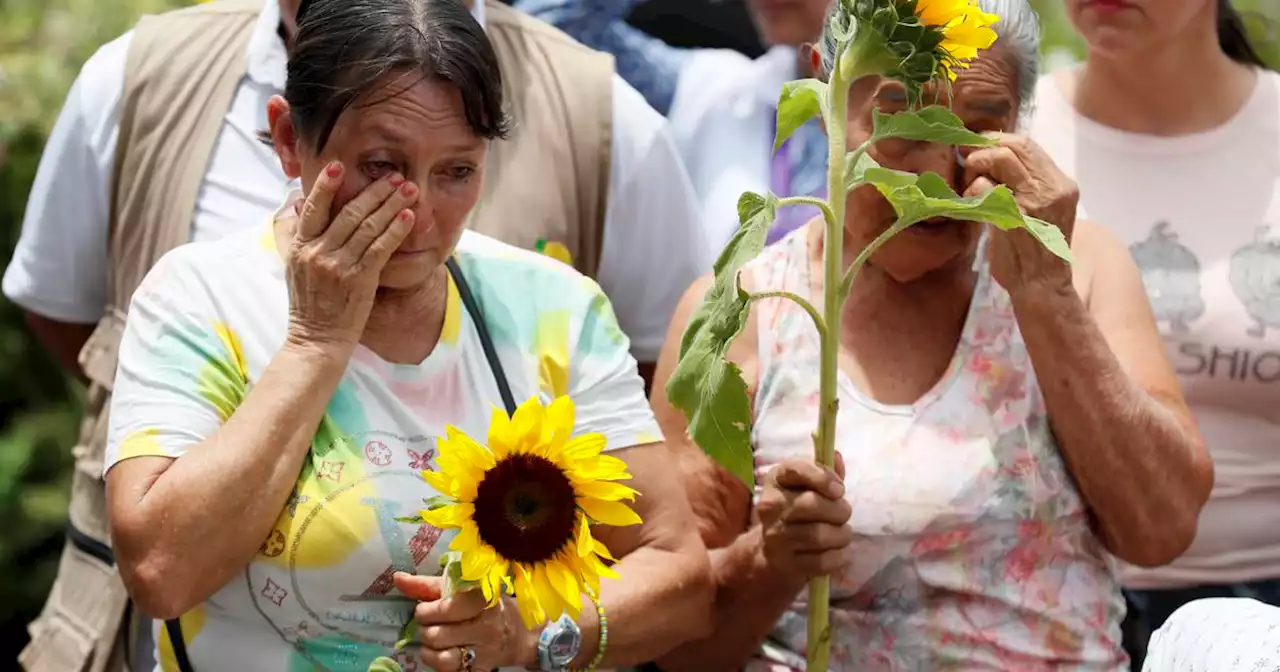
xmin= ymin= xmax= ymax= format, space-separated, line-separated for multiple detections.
xmin=285 ymin=162 xmax=419 ymax=357
xmin=961 ymin=133 xmax=1078 ymax=297
xmin=393 ymin=573 xmax=534 ymax=672
xmin=757 ymin=453 xmax=853 ymax=578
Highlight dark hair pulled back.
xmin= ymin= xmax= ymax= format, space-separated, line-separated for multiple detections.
xmin=1217 ymin=0 xmax=1272 ymax=70
xmin=283 ymin=0 xmax=510 ymax=152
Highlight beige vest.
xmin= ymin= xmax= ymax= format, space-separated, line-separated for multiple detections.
xmin=20 ymin=2 xmax=613 ymax=670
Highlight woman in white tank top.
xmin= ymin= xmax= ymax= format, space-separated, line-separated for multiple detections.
xmin=650 ymin=0 xmax=1212 ymax=669
xmin=1029 ymin=0 xmax=1280 ymax=667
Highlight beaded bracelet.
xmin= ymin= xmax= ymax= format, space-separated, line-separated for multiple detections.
xmin=574 ymin=587 xmax=608 ymax=671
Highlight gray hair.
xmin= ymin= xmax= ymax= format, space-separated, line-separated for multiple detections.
xmin=819 ymin=0 xmax=1042 ymax=122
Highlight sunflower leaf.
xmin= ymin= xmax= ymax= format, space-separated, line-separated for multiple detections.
xmin=870 ymin=106 xmax=997 ymax=147
xmin=665 ymin=192 xmax=775 ymax=489
xmin=393 ymin=515 xmax=425 ymax=524
xmin=861 ymin=169 xmax=1073 ymax=262
xmin=420 ymin=495 xmax=454 ymax=511
xmin=774 ymin=79 xmax=827 ymax=153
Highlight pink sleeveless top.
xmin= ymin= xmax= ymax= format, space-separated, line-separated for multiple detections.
xmin=744 ymin=230 xmax=1127 ymax=670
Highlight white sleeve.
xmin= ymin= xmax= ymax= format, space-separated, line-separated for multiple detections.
xmin=1 ymin=31 xmax=132 ymax=324
xmin=594 ymin=74 xmax=712 ymax=364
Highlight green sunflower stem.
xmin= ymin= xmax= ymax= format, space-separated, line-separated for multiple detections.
xmin=806 ymin=35 xmax=856 ymax=672
xmin=441 ymin=551 xmax=478 ymax=599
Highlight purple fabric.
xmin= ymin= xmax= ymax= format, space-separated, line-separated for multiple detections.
xmin=765 ymin=120 xmax=828 ymax=246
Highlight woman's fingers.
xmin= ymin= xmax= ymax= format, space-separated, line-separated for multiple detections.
xmin=342 ymin=179 xmax=418 ymax=261
xmin=961 ymin=145 xmax=1031 ymax=194
xmin=295 ymin=162 xmax=344 ymax=241
xmin=771 ymin=460 xmax=844 ymax=500
xmin=315 ymin=174 xmax=401 ymax=252
xmin=783 ymin=520 xmax=856 ymax=553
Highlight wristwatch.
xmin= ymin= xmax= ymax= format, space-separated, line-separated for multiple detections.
xmin=536 ymin=613 xmax=581 ymax=671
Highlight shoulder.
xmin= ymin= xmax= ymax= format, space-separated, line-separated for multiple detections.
xmin=454 ymin=231 xmax=607 ymax=305
xmin=134 ymin=226 xmax=275 ymax=307
xmin=668 ymin=48 xmax=759 ymax=127
xmin=65 ymin=30 xmax=134 ymax=122
xmin=1068 ymin=218 xmax=1137 ymax=307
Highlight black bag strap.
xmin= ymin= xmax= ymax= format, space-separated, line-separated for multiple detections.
xmin=164 ymin=257 xmax=516 ymax=671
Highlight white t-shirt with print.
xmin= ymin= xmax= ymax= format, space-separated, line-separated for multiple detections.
xmin=104 ymin=222 xmax=662 ymax=672
xmin=1030 ymin=69 xmax=1280 ymax=589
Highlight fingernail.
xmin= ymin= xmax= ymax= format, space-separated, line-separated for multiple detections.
xmin=398 ymin=210 xmax=414 ymax=222
xmin=829 ymin=481 xmax=844 ymax=498
xmin=388 ymin=173 xmax=405 ymax=187
xmin=326 ymin=162 xmax=343 ymax=178
xmin=400 ymin=181 xmax=417 ymax=197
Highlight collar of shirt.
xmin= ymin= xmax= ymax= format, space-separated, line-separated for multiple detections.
xmin=245 ymin=0 xmax=488 ymax=91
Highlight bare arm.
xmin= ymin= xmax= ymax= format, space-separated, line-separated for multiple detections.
xmin=23 ymin=311 xmax=94 ymax=382
xmin=565 ymin=441 xmax=714 ymax=668
xmin=1012 ymin=221 xmax=1212 ymax=568
xmin=106 ymin=343 xmax=346 ymax=619
xmin=648 ymin=275 xmax=807 ymax=671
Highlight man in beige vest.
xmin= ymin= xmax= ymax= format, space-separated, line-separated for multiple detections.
xmin=3 ymin=1 xmax=708 ymax=669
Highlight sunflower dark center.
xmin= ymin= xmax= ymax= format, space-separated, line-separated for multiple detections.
xmin=472 ymin=453 xmax=577 ymax=564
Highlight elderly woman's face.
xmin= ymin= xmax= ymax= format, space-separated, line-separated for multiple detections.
xmin=272 ymin=75 xmax=488 ymax=290
xmin=1064 ymin=0 xmax=1216 ymax=57
xmin=841 ymin=46 xmax=1020 ymax=283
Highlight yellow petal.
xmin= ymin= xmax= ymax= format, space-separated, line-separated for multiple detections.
xmin=568 ymin=455 xmax=632 ymax=483
xmin=561 ymin=433 xmax=607 ymax=461
xmin=421 ymin=502 xmax=475 ymax=529
xmin=485 ymin=559 xmax=509 ymax=603
xmin=542 ymin=396 xmax=576 ymax=450
xmin=449 ymin=521 xmax=484 ymax=552
xmin=436 ymin=443 xmax=482 ymax=491
xmin=421 ymin=469 xmax=456 ymax=497
xmin=446 ymin=426 xmax=496 ymax=471
xmin=574 ymin=479 xmax=638 ymax=502
xmin=488 ymin=407 xmax=516 ymax=459
xmin=510 ymin=396 xmax=546 ymax=454
xmin=461 ymin=543 xmax=498 ymax=583
xmin=579 ymin=498 xmax=642 ymax=527
xmin=513 ymin=565 xmax=547 ymax=628
xmin=544 ymin=559 xmax=583 ymax=620
xmin=575 ymin=514 xmax=595 ymax=558
xmin=530 ymin=563 xmax=568 ymax=621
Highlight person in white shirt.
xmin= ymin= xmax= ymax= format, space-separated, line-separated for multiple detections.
xmin=515 ymin=0 xmax=832 ymax=252
xmin=3 ymin=1 xmax=708 ymax=670
xmin=3 ymin=0 xmax=708 ymax=385
xmin=1028 ymin=0 xmax=1280 ymax=667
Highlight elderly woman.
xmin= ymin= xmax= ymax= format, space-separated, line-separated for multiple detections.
xmin=101 ymin=1 xmax=710 ymax=670
xmin=650 ymin=0 xmax=1212 ymax=669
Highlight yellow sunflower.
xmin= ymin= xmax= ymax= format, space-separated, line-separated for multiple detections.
xmin=913 ymin=0 xmax=1000 ymax=80
xmin=419 ymin=396 xmax=641 ymax=629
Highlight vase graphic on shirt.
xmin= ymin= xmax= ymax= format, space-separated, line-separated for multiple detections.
xmin=1228 ymin=225 xmax=1280 ymax=338
xmin=1128 ymin=221 xmax=1206 ymax=334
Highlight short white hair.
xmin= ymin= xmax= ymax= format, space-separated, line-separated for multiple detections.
xmin=818 ymin=0 xmax=1043 ymax=120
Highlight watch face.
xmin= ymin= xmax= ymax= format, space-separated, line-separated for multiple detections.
xmin=548 ymin=630 xmax=578 ymax=661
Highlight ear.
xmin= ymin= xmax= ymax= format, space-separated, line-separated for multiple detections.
xmin=267 ymin=95 xmax=304 ymax=180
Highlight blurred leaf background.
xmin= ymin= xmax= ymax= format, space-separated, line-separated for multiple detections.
xmin=0 ymin=0 xmax=1275 ymax=663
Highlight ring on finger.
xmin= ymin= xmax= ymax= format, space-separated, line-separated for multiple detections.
xmin=458 ymin=644 xmax=476 ymax=672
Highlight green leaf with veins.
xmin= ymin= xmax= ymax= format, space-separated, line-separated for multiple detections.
xmin=774 ymin=79 xmax=828 ymax=153
xmin=665 ymin=192 xmax=779 ymax=489
xmin=871 ymin=106 xmax=998 ymax=147
xmin=860 ymin=168 xmax=1073 ymax=263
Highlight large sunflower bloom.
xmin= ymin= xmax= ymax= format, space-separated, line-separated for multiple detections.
xmin=419 ymin=396 xmax=641 ymax=629
xmin=913 ymin=0 xmax=1000 ymax=80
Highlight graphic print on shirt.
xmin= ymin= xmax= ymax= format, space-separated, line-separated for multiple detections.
xmin=247 ymin=419 xmax=448 ymax=672
xmin=1228 ymin=225 xmax=1280 ymax=338
xmin=1128 ymin=221 xmax=1206 ymax=334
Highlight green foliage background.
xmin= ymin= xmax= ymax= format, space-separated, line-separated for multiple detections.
xmin=0 ymin=0 xmax=1274 ymax=663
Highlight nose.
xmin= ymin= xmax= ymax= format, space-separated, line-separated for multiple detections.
xmin=893 ymin=141 xmax=959 ymax=190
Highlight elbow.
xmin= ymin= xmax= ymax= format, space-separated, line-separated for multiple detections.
xmin=1112 ymin=444 xmax=1213 ymax=569
xmin=120 ymin=553 xmax=199 ymax=620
